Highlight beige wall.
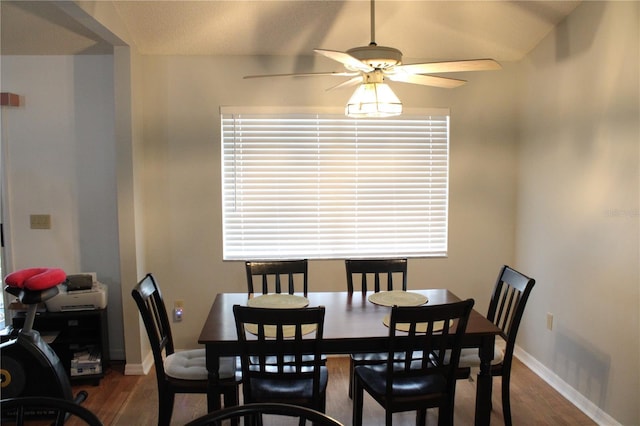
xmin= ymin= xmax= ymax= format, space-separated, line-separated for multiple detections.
xmin=515 ymin=2 xmax=639 ymax=424
xmin=138 ymin=54 xmax=519 ymax=352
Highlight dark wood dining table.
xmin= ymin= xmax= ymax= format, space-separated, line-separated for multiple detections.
xmin=198 ymin=289 xmax=501 ymax=425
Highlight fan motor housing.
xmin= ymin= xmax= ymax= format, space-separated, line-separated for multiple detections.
xmin=347 ymin=45 xmax=403 ymax=69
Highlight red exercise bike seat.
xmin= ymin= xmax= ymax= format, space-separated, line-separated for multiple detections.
xmin=5 ymin=268 xmax=66 ymax=291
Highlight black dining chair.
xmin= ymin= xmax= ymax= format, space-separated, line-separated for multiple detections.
xmin=131 ymin=273 xmax=240 ymax=426
xmin=456 ymin=265 xmax=536 ymax=426
xmin=233 ymin=305 xmax=328 ymax=416
xmin=345 ymin=258 xmax=408 ymax=397
xmin=245 ymin=260 xmax=325 ymax=368
xmin=0 ymin=396 xmax=103 ymax=426
xmin=184 ymin=402 xmax=344 ymax=426
xmin=245 ymin=260 xmax=308 ymax=295
xmin=352 ymin=299 xmax=475 ymax=426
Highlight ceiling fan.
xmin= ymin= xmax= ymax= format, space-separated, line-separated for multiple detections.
xmin=244 ymin=0 xmax=502 ymax=117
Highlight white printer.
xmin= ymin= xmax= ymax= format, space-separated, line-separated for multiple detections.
xmin=45 ymin=273 xmax=108 ymax=312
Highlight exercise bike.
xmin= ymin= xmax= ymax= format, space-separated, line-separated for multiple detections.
xmin=0 ymin=268 xmax=88 ymax=406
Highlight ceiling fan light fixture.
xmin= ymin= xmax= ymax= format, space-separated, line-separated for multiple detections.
xmin=244 ymin=0 xmax=502 ymax=107
xmin=345 ymin=82 xmax=402 ymax=118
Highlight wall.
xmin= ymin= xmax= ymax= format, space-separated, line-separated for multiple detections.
xmin=1 ymin=55 xmax=125 ymax=360
xmin=8 ymin=2 xmax=637 ymax=424
xmin=515 ymin=2 xmax=639 ymax=424
xmin=0 ymin=50 xmax=519 ymax=370
xmin=139 ymin=54 xmax=520 ymax=350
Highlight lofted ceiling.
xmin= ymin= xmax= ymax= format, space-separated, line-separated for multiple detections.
xmin=1 ymin=0 xmax=581 ymax=62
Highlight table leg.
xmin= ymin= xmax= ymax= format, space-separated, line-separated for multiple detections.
xmin=205 ymin=345 xmax=222 ymax=412
xmin=475 ymin=336 xmax=495 ymax=426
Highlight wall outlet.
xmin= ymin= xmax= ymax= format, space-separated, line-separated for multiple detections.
xmin=174 ymin=300 xmax=184 ymax=322
xmin=174 ymin=307 xmax=183 ymax=322
xmin=546 ymin=312 xmax=554 ymax=330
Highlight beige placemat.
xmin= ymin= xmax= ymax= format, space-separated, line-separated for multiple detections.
xmin=247 ymin=293 xmax=309 ymax=309
xmin=245 ymin=323 xmax=317 ymax=338
xmin=382 ymin=315 xmax=453 ymax=333
xmin=368 ymin=290 xmax=428 ymax=307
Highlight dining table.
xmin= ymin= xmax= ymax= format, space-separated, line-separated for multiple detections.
xmin=198 ymin=289 xmax=501 ymax=426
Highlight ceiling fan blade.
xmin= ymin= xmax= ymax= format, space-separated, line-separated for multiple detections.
xmin=314 ymin=49 xmax=374 ymax=73
xmin=387 ymin=72 xmax=467 ymax=89
xmin=395 ymin=59 xmax=502 ymax=75
xmin=326 ymin=76 xmax=363 ymax=91
xmin=244 ymin=71 xmax=359 ymax=79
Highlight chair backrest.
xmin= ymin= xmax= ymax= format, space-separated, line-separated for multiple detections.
xmin=487 ymin=265 xmax=536 ymax=367
xmin=385 ymin=299 xmax=475 ymax=397
xmin=233 ymin=305 xmax=325 ymax=403
xmin=0 ymin=396 xmax=103 ymax=426
xmin=131 ymin=273 xmax=174 ymax=384
xmin=345 ymin=258 xmax=407 ymax=294
xmin=245 ymin=260 xmax=308 ymax=295
xmin=184 ymin=402 xmax=344 ymax=426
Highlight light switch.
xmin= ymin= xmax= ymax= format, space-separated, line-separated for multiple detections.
xmin=30 ymin=214 xmax=51 ymax=229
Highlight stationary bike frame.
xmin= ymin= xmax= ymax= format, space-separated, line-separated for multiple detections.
xmin=1 ymin=269 xmax=86 ymax=404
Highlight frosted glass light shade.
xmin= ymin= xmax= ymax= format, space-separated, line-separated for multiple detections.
xmin=345 ymin=82 xmax=402 ymax=118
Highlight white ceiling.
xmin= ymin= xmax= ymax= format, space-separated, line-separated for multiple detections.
xmin=1 ymin=0 xmax=581 ymax=62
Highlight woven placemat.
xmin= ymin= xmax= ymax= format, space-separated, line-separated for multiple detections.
xmin=368 ymin=290 xmax=428 ymax=307
xmin=247 ymin=293 xmax=309 ymax=309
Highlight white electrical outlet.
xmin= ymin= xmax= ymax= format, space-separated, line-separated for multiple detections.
xmin=174 ymin=307 xmax=183 ymax=322
xmin=174 ymin=300 xmax=184 ymax=322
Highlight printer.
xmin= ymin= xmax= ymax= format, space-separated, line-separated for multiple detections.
xmin=45 ymin=273 xmax=108 ymax=312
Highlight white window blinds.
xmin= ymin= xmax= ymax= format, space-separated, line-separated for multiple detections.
xmin=221 ymin=109 xmax=449 ymax=260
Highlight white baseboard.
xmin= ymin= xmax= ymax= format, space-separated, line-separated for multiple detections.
xmin=124 ymin=350 xmax=154 ymax=376
xmin=514 ymin=346 xmax=620 ymax=426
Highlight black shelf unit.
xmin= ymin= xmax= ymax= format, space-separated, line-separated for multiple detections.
xmin=11 ymin=309 xmax=109 ymax=385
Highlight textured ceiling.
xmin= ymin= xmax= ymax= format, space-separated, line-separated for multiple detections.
xmin=1 ymin=1 xmax=581 ymax=62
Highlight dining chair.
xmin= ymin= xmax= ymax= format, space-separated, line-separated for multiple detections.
xmin=232 ymin=305 xmax=328 ymax=416
xmin=184 ymin=402 xmax=344 ymax=426
xmin=131 ymin=273 xmax=240 ymax=426
xmin=352 ymin=299 xmax=475 ymax=426
xmin=345 ymin=258 xmax=408 ymax=397
xmin=456 ymin=265 xmax=536 ymax=426
xmin=0 ymin=396 xmax=103 ymax=426
xmin=245 ymin=260 xmax=308 ymax=295
xmin=244 ymin=260 xmax=324 ymax=368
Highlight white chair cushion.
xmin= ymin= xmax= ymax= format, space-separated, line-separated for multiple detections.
xmin=458 ymin=337 xmax=506 ymax=368
xmin=164 ymin=348 xmax=236 ymax=380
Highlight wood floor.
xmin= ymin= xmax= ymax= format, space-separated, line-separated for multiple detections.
xmin=70 ymin=356 xmax=596 ymax=426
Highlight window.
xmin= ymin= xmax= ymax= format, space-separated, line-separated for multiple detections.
xmin=221 ymin=107 xmax=449 ymax=260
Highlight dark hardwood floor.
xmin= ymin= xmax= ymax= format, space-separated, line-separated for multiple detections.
xmin=71 ymin=356 xmax=596 ymax=425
